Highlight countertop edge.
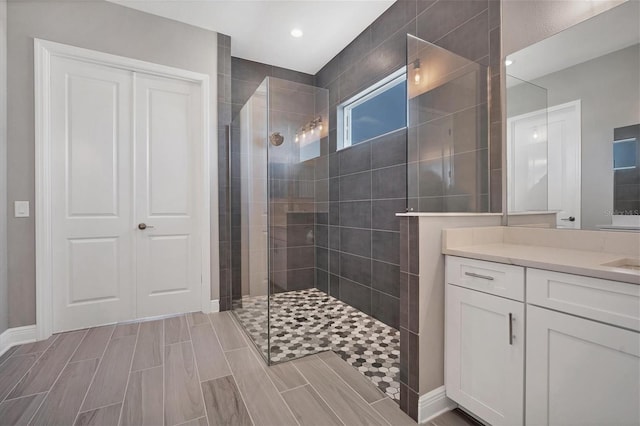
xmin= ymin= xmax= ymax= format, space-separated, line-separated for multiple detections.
xmin=442 ymin=247 xmax=640 ymax=285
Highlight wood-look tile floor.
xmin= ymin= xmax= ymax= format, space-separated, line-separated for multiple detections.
xmin=0 ymin=312 xmax=474 ymax=426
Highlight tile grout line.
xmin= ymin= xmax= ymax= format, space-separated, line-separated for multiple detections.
xmin=116 ymin=322 xmax=142 ymax=426
xmin=225 ymin=311 xmax=298 ymax=426
xmin=317 ymin=353 xmax=387 ymax=405
xmin=289 ymin=359 xmax=346 ymax=426
xmin=72 ymin=325 xmax=118 ymax=425
xmin=24 ymin=329 xmax=89 ymax=425
xmin=185 ymin=314 xmax=210 ymax=426
xmin=1 ymin=334 xmax=61 ymax=405
xmin=210 ymin=312 xmax=256 ymax=426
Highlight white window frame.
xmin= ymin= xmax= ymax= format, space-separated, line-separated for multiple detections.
xmin=338 ymin=67 xmax=406 ymax=150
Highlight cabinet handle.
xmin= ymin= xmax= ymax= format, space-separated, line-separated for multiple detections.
xmin=509 ymin=313 xmax=514 ymax=345
xmin=464 ymin=271 xmax=495 ymax=281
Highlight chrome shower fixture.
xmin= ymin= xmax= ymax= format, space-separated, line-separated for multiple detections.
xmin=269 ymin=132 xmax=285 ymax=146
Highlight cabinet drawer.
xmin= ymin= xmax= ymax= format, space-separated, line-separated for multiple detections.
xmin=527 ymin=268 xmax=640 ymax=331
xmin=446 ymin=256 xmax=525 ymax=301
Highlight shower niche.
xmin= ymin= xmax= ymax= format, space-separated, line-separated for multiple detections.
xmin=229 ymin=77 xmax=329 ymax=364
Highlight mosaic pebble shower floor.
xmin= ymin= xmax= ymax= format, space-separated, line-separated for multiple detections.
xmin=232 ymin=288 xmax=401 ymax=401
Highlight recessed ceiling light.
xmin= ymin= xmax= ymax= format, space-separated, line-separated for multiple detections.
xmin=505 ymin=59 xmax=514 ymax=66
xmin=290 ymin=28 xmax=303 ymax=38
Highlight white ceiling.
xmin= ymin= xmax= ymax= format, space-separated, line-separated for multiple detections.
xmin=507 ymin=0 xmax=640 ymax=82
xmin=107 ymin=0 xmax=395 ymax=75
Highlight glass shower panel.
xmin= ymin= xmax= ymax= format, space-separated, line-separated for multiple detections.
xmin=267 ymin=77 xmax=328 ymax=364
xmin=407 ymin=34 xmax=490 ymax=212
xmin=230 ymin=80 xmax=270 ymax=361
xmin=230 ymin=77 xmax=329 ymax=364
xmin=505 ymin=75 xmax=549 ymax=213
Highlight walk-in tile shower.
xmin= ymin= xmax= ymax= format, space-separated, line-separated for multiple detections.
xmin=228 ymin=76 xmax=401 ymax=400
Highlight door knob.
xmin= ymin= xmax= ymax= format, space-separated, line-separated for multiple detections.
xmin=560 ymin=216 xmax=576 ymax=222
xmin=138 ymin=223 xmax=154 ymax=230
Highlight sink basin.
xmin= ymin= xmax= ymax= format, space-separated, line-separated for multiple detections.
xmin=601 ymin=258 xmax=640 ymax=271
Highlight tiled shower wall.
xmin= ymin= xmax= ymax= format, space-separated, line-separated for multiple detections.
xmin=217 ymin=34 xmax=232 ymax=311
xmin=312 ymin=0 xmax=502 ymax=330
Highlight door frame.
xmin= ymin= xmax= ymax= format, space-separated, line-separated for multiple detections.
xmin=34 ymin=39 xmax=213 ymax=340
xmin=506 ymin=99 xmax=582 ymax=226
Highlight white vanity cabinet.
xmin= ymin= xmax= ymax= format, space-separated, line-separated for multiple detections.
xmin=445 ymin=256 xmax=525 ymax=426
xmin=525 ymin=269 xmax=640 ymax=426
xmin=445 ymin=256 xmax=640 ymax=426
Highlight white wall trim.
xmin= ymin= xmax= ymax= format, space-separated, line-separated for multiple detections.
xmin=418 ymin=386 xmax=457 ymax=424
xmin=34 ymin=38 xmax=216 ymax=340
xmin=210 ymin=299 xmax=220 ymax=313
xmin=0 ymin=325 xmax=37 ymax=357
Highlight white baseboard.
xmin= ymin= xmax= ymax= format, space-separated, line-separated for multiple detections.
xmin=418 ymin=386 xmax=457 ymax=424
xmin=0 ymin=325 xmax=37 ymax=357
xmin=210 ymin=299 xmax=220 ymax=313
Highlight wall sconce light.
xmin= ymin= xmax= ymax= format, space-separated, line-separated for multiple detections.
xmin=412 ymin=59 xmax=422 ymax=85
xmin=295 ymin=116 xmax=324 ymax=143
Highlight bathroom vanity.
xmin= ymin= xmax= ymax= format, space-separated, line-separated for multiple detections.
xmin=442 ymin=226 xmax=639 ymax=426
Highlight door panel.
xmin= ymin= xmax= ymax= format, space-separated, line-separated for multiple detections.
xmin=51 ymin=56 xmax=134 ymax=332
xmin=135 ymin=73 xmax=202 ymax=317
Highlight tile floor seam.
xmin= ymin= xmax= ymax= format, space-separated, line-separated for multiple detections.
xmin=289 ymin=359 xmax=347 ymax=426
xmin=0 ymin=337 xmax=59 ymax=404
xmin=185 ymin=315 xmax=209 ymax=426
xmin=76 ymin=402 xmax=123 ymax=421
xmin=318 ymin=353 xmax=387 ymax=404
xmin=116 ymin=321 xmax=142 ymax=426
xmin=72 ymin=324 xmax=117 ymax=426
xmin=244 ymin=332 xmax=302 ymax=426
xmin=26 ymin=329 xmax=89 ymax=426
xmin=211 ymin=312 xmax=259 ymax=426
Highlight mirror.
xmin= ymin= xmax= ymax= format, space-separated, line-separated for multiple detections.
xmin=505 ymin=1 xmax=640 ymax=231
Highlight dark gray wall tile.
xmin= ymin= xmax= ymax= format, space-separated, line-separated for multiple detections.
xmin=340 ymin=171 xmax=372 ymax=201
xmin=371 ymin=129 xmax=407 ymax=169
xmin=371 ymin=199 xmax=404 ymax=231
xmin=340 ymin=201 xmax=372 ymax=228
xmin=340 ymin=227 xmax=372 ymax=258
xmin=340 ymin=253 xmax=372 ymax=286
xmin=372 ymin=231 xmax=400 ymax=265
xmin=371 ymin=261 xmax=400 ymax=298
xmin=339 ymin=143 xmax=372 ymax=176
xmin=339 ymin=278 xmax=372 ymax=315
xmin=372 ymin=291 xmax=400 ymax=329
xmin=372 ymin=165 xmax=406 ymax=200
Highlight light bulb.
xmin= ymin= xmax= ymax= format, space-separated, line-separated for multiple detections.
xmin=302 ymin=130 xmax=306 ymax=139
xmin=295 ymin=133 xmax=299 ymax=143
xmin=318 ymin=123 xmax=323 ymax=132
xmin=413 ymin=59 xmax=421 ymax=86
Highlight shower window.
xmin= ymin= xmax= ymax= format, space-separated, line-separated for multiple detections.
xmin=338 ymin=68 xmax=407 ymax=149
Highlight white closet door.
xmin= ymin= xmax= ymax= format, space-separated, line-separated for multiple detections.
xmin=134 ymin=73 xmax=202 ymax=317
xmin=50 ymin=56 xmax=135 ymax=332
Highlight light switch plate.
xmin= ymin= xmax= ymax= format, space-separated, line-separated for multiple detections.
xmin=14 ymin=201 xmax=29 ymax=218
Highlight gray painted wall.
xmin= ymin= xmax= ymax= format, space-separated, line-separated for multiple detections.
xmin=509 ymin=45 xmax=640 ymax=230
xmin=0 ymin=0 xmax=7 ymax=335
xmin=7 ymin=0 xmax=219 ymax=328
xmin=502 ymin=0 xmax=625 ymax=55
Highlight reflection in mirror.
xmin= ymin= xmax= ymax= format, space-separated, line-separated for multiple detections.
xmin=505 ymin=1 xmax=640 ymax=231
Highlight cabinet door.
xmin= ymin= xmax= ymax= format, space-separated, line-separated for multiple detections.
xmin=446 ymin=285 xmax=525 ymax=425
xmin=526 ymin=305 xmax=640 ymax=426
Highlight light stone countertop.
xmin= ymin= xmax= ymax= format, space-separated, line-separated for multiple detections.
xmin=442 ymin=227 xmax=640 ymax=285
